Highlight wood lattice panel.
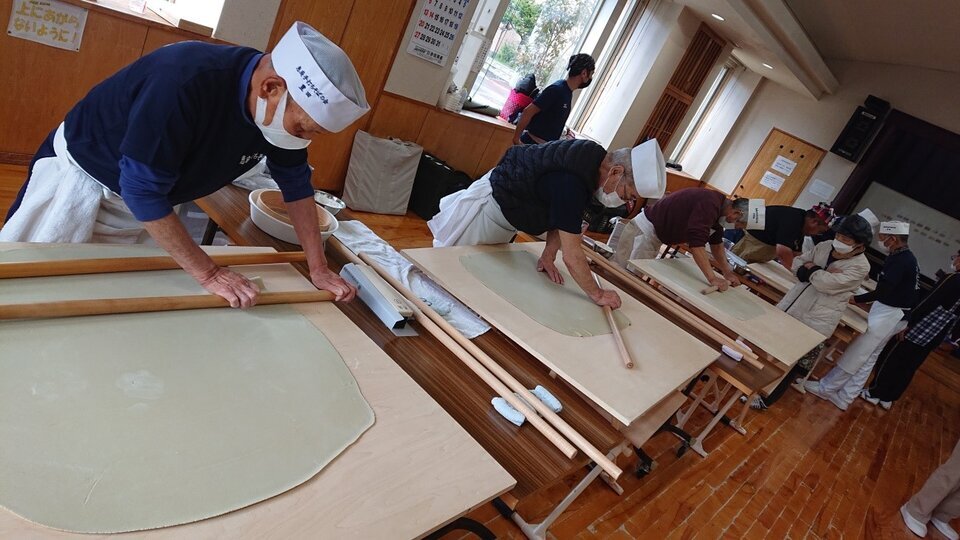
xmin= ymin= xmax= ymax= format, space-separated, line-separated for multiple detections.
xmin=638 ymin=23 xmax=725 ymax=149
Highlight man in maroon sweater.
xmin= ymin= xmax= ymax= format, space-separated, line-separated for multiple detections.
xmin=612 ymin=188 xmax=765 ymax=291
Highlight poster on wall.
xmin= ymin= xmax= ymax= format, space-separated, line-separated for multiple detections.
xmin=771 ymin=155 xmax=797 ymax=176
xmin=406 ymin=0 xmax=470 ymax=67
xmin=759 ymin=171 xmax=785 ymax=192
xmin=6 ymin=0 xmax=87 ymax=52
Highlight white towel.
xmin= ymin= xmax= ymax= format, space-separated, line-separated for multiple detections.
xmin=492 ymin=397 xmax=526 ymax=426
xmin=0 ymin=123 xmax=148 ymax=244
xmin=332 ymin=220 xmax=489 ymax=339
xmin=231 ymin=157 xmax=280 ymax=191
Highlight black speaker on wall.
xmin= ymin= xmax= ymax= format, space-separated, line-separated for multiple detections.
xmin=830 ymin=95 xmax=890 ymax=162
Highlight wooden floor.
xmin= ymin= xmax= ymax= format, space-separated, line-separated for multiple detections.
xmin=2 ymin=165 xmax=958 ymax=539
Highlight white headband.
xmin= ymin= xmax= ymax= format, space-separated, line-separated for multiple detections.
xmin=271 ymin=22 xmax=370 ymax=132
xmin=879 ymin=221 xmax=910 ymax=235
xmin=746 ymin=199 xmax=766 ymax=230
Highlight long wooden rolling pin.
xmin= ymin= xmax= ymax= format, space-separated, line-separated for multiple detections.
xmin=0 ymin=290 xmax=334 ymax=320
xmin=0 ymin=252 xmax=309 ymax=279
xmin=330 ymin=239 xmax=623 ymax=478
xmin=325 ymin=239 xmax=585 ymax=462
xmin=581 ymin=246 xmax=763 ymax=368
xmin=591 ymin=273 xmax=634 ymax=369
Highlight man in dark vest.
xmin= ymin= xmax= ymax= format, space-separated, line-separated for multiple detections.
xmin=428 ymin=139 xmax=665 ymax=309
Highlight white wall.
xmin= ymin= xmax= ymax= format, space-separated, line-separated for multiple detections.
xmin=702 ymin=59 xmax=960 ymax=209
xmin=383 ymin=0 xmax=481 ymax=105
xmin=676 ymin=66 xmax=762 ymax=179
xmin=580 ymin=0 xmax=685 ymax=147
xmin=215 ymin=0 xmax=282 ymax=50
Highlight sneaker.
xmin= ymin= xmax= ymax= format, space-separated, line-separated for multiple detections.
xmin=932 ymin=517 xmax=959 ymax=540
xmin=804 ymin=381 xmax=830 ymax=400
xmin=750 ymin=396 xmax=768 ymax=410
xmin=880 ymin=400 xmax=893 ymax=410
xmin=900 ymin=505 xmax=928 ymax=537
xmin=861 ymin=390 xmax=880 ymax=406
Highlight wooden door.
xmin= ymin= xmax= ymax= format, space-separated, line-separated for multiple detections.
xmin=735 ymin=128 xmax=826 ymax=205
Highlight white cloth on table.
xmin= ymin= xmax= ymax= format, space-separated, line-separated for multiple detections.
xmin=0 ymin=123 xmax=150 ymax=244
xmin=332 ymin=219 xmax=489 ymax=339
xmin=427 ymin=171 xmax=517 ymax=247
xmin=231 ymin=157 xmax=280 ymax=191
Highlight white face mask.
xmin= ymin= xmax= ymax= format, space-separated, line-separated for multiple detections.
xmin=832 ymin=239 xmax=855 ymax=254
xmin=255 ymin=91 xmax=311 ymax=150
xmin=595 ymin=175 xmax=626 ymax=208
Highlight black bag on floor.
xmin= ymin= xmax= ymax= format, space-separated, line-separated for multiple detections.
xmin=408 ymin=154 xmax=472 ymax=220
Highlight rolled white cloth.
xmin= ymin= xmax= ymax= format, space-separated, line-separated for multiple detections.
xmin=0 ymin=123 xmax=149 ymax=244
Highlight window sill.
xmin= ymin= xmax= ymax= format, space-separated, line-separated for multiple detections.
xmin=457 ymin=109 xmax=515 ymax=133
xmin=59 ymin=0 xmax=213 ymax=40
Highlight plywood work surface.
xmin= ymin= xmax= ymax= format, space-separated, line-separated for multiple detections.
xmin=0 ymin=243 xmax=514 ymax=539
xmin=629 ymin=258 xmax=827 ymax=367
xmin=404 ymin=243 xmax=718 ymax=426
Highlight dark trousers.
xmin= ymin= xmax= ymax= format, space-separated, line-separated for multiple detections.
xmin=867 ymin=334 xmax=942 ymax=402
xmin=764 ymin=364 xmax=807 ymax=406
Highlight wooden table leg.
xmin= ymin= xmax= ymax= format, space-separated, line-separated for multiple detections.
xmin=689 ymin=390 xmax=742 ymax=458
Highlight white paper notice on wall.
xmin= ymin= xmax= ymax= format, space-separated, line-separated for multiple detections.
xmin=760 ymin=171 xmax=786 ymax=192
xmin=6 ymin=0 xmax=87 ymax=52
xmin=407 ymin=0 xmax=471 ymax=67
xmin=771 ymin=155 xmax=797 ymax=176
xmin=807 ymin=178 xmax=835 ymax=200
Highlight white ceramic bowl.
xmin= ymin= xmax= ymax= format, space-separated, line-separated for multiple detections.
xmin=249 ymin=189 xmax=338 ymax=245
xmin=313 ymin=190 xmax=346 ymax=216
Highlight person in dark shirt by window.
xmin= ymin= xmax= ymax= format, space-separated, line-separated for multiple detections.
xmin=512 ymin=54 xmax=595 ymax=145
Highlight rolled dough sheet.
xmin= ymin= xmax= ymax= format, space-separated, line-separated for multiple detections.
xmin=0 ymin=306 xmax=374 ymax=533
xmin=647 ymin=258 xmax=765 ymax=321
xmin=459 ymin=250 xmax=630 ymax=337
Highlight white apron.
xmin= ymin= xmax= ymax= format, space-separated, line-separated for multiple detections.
xmin=837 ymin=301 xmax=905 ymax=373
xmin=427 ymin=171 xmax=516 ymax=247
xmin=611 ymin=210 xmax=662 ymax=267
xmin=0 ymin=123 xmax=150 ymax=244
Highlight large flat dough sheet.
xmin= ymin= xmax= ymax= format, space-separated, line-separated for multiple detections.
xmin=460 ymin=250 xmax=629 ymax=337
xmin=629 ymin=257 xmax=827 ymax=367
xmin=0 ymin=252 xmax=375 ymax=533
xmin=405 ymin=243 xmax=719 ymax=425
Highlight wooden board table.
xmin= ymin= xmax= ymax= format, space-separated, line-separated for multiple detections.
xmin=404 ymin=243 xmax=720 ymax=429
xmin=0 ymin=243 xmax=515 ymax=539
xmin=630 ymin=258 xmax=827 ymax=370
xmin=196 ymin=186 xmax=628 ymax=539
xmin=626 ymin=257 xmax=827 ymax=456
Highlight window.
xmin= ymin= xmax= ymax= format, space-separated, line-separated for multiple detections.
xmin=668 ymin=57 xmax=740 ymax=162
xmin=467 ymin=0 xmax=605 ymax=110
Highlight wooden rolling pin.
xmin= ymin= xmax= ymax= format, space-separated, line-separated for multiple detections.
xmin=0 ymin=290 xmax=334 ymax=320
xmin=325 ymin=238 xmax=600 ymax=466
xmin=0 ymin=252 xmax=308 ymax=279
xmin=592 ymin=273 xmax=634 ymax=369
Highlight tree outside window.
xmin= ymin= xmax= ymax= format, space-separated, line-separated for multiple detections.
xmin=470 ymin=0 xmax=600 ymax=110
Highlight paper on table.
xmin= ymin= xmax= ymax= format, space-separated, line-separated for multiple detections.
xmin=760 ymin=171 xmax=786 ymax=192
xmin=771 ymin=155 xmax=797 ymax=176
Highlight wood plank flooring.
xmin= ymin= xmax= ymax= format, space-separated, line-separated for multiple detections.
xmin=2 ymin=164 xmax=958 ymax=538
